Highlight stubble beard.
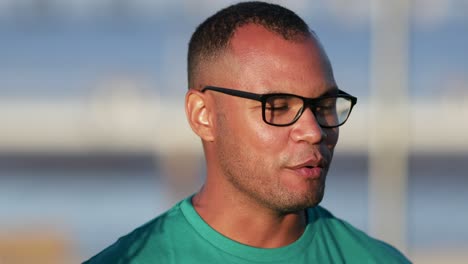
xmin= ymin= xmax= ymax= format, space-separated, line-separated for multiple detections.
xmin=216 ymin=115 xmax=327 ymax=214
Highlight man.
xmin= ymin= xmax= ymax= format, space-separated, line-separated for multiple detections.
xmin=84 ymin=1 xmax=411 ymax=263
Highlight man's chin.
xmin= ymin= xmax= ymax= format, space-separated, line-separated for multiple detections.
xmin=274 ymin=192 xmax=324 ymax=214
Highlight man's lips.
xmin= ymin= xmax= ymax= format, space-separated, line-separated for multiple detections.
xmin=286 ymin=159 xmax=326 ymax=179
xmin=289 ymin=157 xmax=327 ymax=169
xmin=290 ymin=166 xmax=323 ymax=179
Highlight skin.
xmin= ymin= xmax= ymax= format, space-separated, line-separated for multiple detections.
xmin=185 ymin=24 xmax=339 ymax=248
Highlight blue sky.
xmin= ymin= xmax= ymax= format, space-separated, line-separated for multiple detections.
xmin=1 ymin=0 xmax=467 ymax=99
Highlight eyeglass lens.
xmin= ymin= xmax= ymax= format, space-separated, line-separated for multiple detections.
xmin=264 ymin=95 xmax=352 ymax=127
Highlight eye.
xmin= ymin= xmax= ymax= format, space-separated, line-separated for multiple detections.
xmin=267 ymin=103 xmax=290 ymax=111
xmin=315 ymin=98 xmax=336 ymax=111
xmin=265 ymin=97 xmax=291 ymax=111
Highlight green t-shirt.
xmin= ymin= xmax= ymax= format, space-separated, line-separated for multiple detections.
xmin=84 ymin=196 xmax=411 ymax=263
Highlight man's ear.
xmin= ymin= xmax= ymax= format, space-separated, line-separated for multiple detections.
xmin=185 ymin=89 xmax=215 ymax=142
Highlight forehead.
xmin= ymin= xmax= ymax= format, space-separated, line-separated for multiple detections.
xmin=219 ymin=24 xmax=336 ymax=97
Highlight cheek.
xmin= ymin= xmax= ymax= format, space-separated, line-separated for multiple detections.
xmin=325 ymin=128 xmax=339 ymax=150
xmin=222 ymin=102 xmax=289 ymax=155
xmin=223 ymin=111 xmax=288 ymax=166
xmin=249 ymin=120 xmax=288 ymax=151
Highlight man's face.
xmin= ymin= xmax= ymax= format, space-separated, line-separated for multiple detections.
xmin=205 ymin=24 xmax=338 ymax=213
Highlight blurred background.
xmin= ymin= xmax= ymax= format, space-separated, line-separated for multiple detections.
xmin=0 ymin=0 xmax=467 ymax=263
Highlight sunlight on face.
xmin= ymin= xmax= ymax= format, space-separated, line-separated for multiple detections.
xmin=209 ymin=24 xmax=339 ymax=213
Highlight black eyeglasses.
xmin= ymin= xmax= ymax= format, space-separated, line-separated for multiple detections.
xmin=201 ymin=86 xmax=357 ymax=128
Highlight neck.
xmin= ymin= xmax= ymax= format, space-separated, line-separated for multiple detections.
xmin=192 ymin=184 xmax=308 ymax=248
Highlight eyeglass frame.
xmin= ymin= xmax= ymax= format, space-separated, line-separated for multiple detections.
xmin=200 ymin=86 xmax=357 ymax=128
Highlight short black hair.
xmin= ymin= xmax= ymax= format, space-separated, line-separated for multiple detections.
xmin=187 ymin=1 xmax=311 ymax=88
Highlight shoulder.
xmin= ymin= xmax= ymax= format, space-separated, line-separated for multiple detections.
xmin=308 ymin=206 xmax=412 ymax=263
xmin=83 ymin=200 xmax=188 ymax=264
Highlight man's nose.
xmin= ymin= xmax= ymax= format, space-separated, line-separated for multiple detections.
xmin=290 ymin=108 xmax=325 ymax=144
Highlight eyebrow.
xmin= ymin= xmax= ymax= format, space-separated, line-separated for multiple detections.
xmin=319 ymin=86 xmax=339 ymax=97
xmin=263 ymin=86 xmax=339 ymax=97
